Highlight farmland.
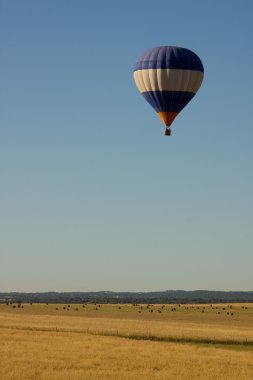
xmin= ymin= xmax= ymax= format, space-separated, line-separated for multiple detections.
xmin=1 ymin=303 xmax=253 ymax=379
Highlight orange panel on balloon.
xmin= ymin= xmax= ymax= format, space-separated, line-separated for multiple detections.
xmin=158 ymin=112 xmax=178 ymax=127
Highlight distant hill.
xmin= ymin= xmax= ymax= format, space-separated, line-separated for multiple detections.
xmin=1 ymin=290 xmax=253 ymax=304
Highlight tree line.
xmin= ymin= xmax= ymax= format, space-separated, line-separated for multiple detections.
xmin=1 ymin=290 xmax=253 ymax=304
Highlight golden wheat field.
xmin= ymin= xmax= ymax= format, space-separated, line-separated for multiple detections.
xmin=1 ymin=303 xmax=253 ymax=379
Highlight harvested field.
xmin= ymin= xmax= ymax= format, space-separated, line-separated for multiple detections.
xmin=1 ymin=303 xmax=253 ymax=379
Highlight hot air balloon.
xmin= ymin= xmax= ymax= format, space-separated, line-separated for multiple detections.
xmin=133 ymin=46 xmax=204 ymax=136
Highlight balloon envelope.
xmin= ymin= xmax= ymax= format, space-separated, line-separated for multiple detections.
xmin=133 ymin=46 xmax=204 ymax=129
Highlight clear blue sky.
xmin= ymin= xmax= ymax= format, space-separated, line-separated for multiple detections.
xmin=1 ymin=0 xmax=252 ymax=292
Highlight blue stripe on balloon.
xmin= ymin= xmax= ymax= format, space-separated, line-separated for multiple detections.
xmin=134 ymin=60 xmax=203 ymax=72
xmin=134 ymin=46 xmax=204 ymax=72
xmin=142 ymin=91 xmax=196 ymax=113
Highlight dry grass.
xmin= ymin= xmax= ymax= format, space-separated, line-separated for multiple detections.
xmin=1 ymin=303 xmax=253 ymax=379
